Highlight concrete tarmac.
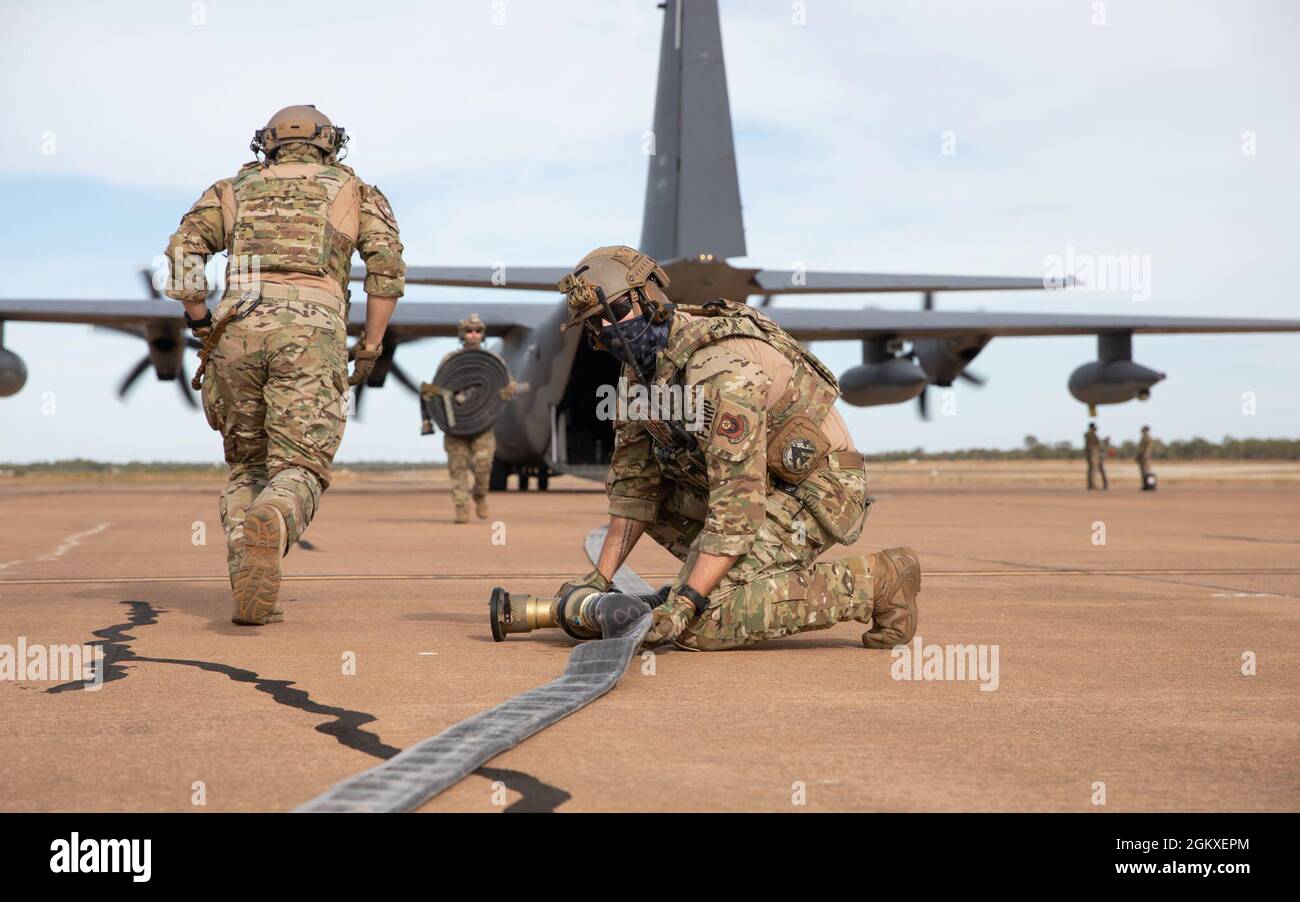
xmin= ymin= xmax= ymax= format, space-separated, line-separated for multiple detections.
xmin=1 ymin=462 xmax=1296 ymax=812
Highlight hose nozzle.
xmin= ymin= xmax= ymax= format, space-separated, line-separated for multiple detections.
xmin=489 ymin=585 xmax=604 ymax=642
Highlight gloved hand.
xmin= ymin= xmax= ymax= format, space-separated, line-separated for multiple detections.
xmin=420 ymin=382 xmax=443 ymax=399
xmin=499 ymin=379 xmax=518 ymax=401
xmin=557 ymin=568 xmax=611 ymax=599
xmin=642 ymin=594 xmax=699 ymax=647
xmin=348 ymin=334 xmax=383 ymax=387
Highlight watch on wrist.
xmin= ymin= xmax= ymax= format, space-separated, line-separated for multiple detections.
xmin=676 ymin=585 xmax=710 ymax=615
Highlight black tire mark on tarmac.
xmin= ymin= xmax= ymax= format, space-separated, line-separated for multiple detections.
xmin=47 ymin=600 xmax=568 ymax=812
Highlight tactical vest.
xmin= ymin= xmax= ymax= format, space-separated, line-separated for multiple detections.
xmin=227 ymin=161 xmax=357 ymax=294
xmin=636 ymin=299 xmax=842 ymax=488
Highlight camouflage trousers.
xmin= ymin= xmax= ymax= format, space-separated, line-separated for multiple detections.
xmin=199 ymin=294 xmax=349 ymax=582
xmin=445 ymin=430 xmax=495 ymax=510
xmin=1087 ymin=453 xmax=1108 ymax=490
xmin=1137 ymin=456 xmax=1152 ymax=481
xmin=647 ymin=463 xmax=872 ymax=651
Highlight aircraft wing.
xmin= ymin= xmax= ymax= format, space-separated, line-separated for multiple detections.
xmin=354 ymin=265 xmax=570 ymax=292
xmin=754 ymin=271 xmax=1057 ymax=294
xmin=371 ymin=301 xmax=554 ymax=339
xmin=766 ymin=308 xmax=1300 ymax=342
xmin=0 ymin=299 xmax=182 ymax=327
xmin=375 ymin=264 xmax=1062 ymax=297
xmin=6 ymin=298 xmax=1298 ymax=341
xmin=0 ymin=297 xmax=555 ymax=340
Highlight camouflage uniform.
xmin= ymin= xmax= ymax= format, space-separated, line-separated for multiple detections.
xmin=445 ymin=431 xmax=496 ymax=517
xmin=1136 ymin=429 xmax=1155 ymax=484
xmin=1085 ymin=427 xmax=1107 ymax=490
xmin=439 ymin=347 xmax=508 ymax=519
xmin=166 ymin=144 xmax=405 ymax=585
xmin=606 ymin=303 xmax=884 ymax=651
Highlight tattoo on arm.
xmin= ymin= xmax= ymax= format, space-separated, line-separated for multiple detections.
xmin=599 ymin=518 xmax=644 ymax=580
xmin=616 ymin=524 xmax=637 ymax=568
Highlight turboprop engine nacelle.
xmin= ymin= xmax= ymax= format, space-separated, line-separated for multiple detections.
xmin=910 ymin=335 xmax=990 ymax=387
xmin=0 ymin=331 xmax=27 ymax=397
xmin=839 ymin=338 xmax=928 ymax=407
xmin=144 ymin=322 xmax=185 ymax=381
xmin=1068 ymin=332 xmax=1165 ymax=406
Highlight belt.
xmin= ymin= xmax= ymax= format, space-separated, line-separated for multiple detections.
xmin=827 ymin=451 xmax=866 ymax=470
xmin=224 ymin=282 xmax=346 ymax=316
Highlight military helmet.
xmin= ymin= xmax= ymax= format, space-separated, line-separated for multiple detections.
xmin=251 ymin=105 xmax=347 ymax=160
xmin=557 ymin=245 xmax=671 ymax=336
xmin=458 ymin=312 xmax=486 ymax=340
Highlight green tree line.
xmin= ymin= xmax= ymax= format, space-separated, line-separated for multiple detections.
xmin=4 ymin=437 xmax=1299 ymax=473
xmin=868 ymin=436 xmax=1300 ymax=462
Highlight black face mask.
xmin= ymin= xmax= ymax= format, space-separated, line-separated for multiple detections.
xmin=598 ymin=312 xmax=672 ymax=377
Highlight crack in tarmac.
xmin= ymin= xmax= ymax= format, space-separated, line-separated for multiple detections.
xmin=934 ymin=553 xmax=1299 ymax=599
xmin=45 ymin=599 xmax=568 ymax=813
xmin=1202 ymin=533 xmax=1300 ymax=546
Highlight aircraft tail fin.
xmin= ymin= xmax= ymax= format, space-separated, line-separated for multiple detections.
xmin=639 ymin=0 xmax=746 ymax=262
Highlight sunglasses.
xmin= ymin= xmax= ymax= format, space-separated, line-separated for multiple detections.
xmin=582 ymin=294 xmax=638 ymax=341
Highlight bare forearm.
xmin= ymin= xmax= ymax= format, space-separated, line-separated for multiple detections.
xmin=596 ymin=516 xmax=647 ymax=582
xmin=686 ymin=551 xmax=738 ymax=597
xmin=181 ymin=299 xmax=209 ymax=322
xmin=363 ymin=295 xmax=398 ymax=348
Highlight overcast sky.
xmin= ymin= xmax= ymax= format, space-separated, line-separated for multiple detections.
xmin=2 ymin=0 xmax=1297 ymax=463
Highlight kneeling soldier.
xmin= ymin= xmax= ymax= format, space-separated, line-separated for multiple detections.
xmin=550 ymin=246 xmax=919 ymax=651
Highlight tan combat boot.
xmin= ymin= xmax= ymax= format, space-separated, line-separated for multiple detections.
xmin=225 ymin=537 xmax=244 ymax=592
xmin=857 ymin=547 xmax=920 ymax=649
xmin=454 ymin=506 xmax=471 ymax=524
xmin=231 ymin=502 xmax=286 ymax=625
xmin=474 ymin=496 xmax=489 ymax=520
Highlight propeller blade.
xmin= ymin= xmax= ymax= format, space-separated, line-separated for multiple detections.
xmin=958 ymin=369 xmax=986 ymax=387
xmin=757 ymin=294 xmax=775 ymax=307
xmin=916 ymin=387 xmax=930 ymax=420
xmin=388 ymin=361 xmax=421 ymax=397
xmin=117 ymin=356 xmax=152 ymax=399
xmin=352 ymin=382 xmax=365 ymax=419
xmin=185 ymin=336 xmax=204 ymax=351
xmin=922 ymin=291 xmax=934 ymax=311
xmin=139 ymin=267 xmax=161 ymax=300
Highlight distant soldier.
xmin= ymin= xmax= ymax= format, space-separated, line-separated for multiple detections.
xmin=1136 ymin=425 xmax=1156 ymax=488
xmin=551 ymin=246 xmax=920 ymax=651
xmin=430 ymin=313 xmax=516 ymax=523
xmin=166 ymin=105 xmax=405 ymax=625
xmin=1085 ymin=422 xmax=1108 ymax=491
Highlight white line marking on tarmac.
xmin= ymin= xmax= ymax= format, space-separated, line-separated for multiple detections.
xmin=0 ymin=522 xmax=112 ymax=572
xmin=1210 ymin=592 xmax=1276 ymax=598
xmin=418 ymin=652 xmax=437 ymax=656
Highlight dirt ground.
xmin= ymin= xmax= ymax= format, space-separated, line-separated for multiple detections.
xmin=1 ymin=461 xmax=1297 ymax=812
